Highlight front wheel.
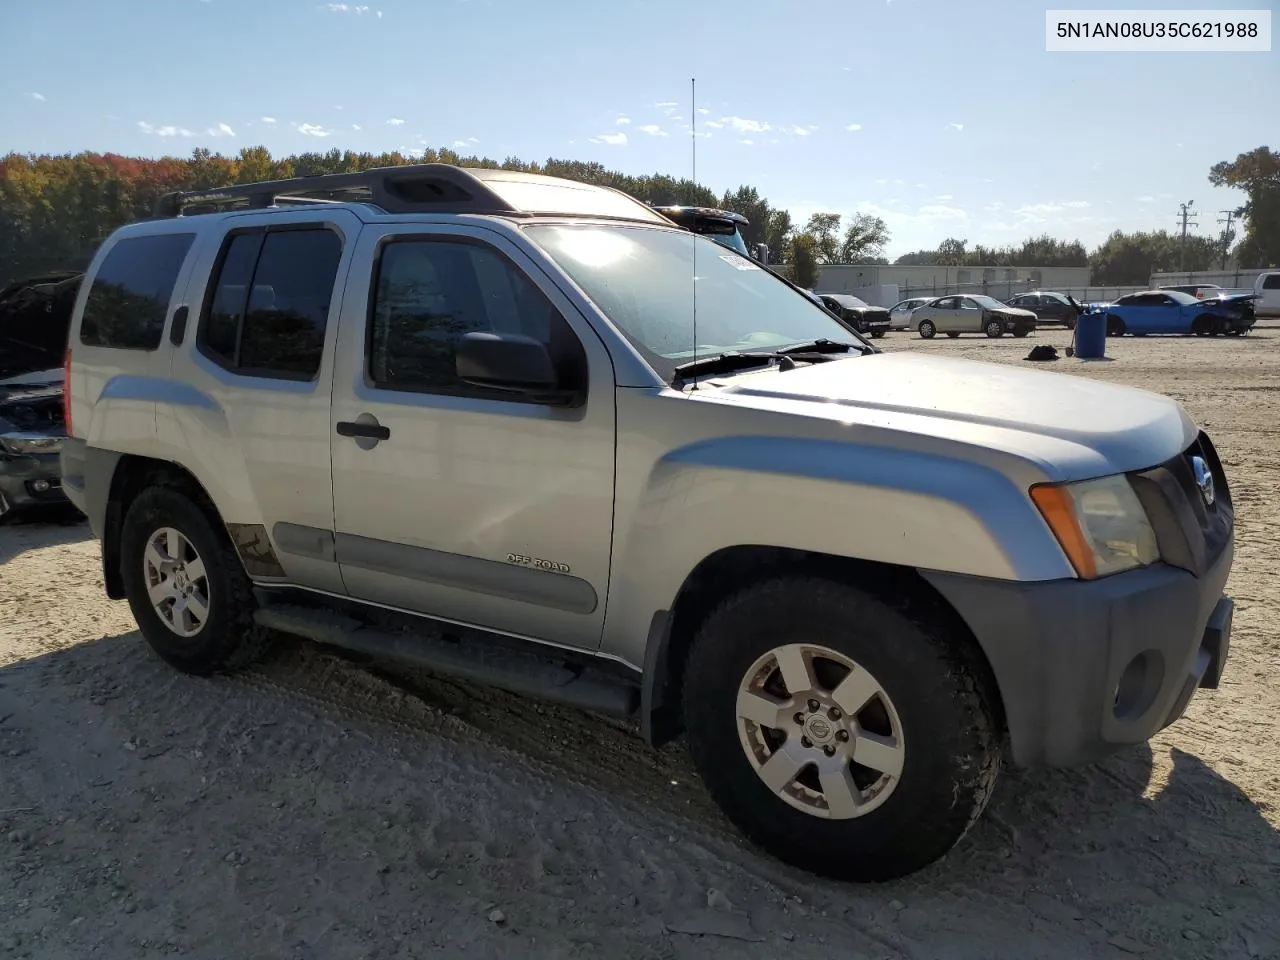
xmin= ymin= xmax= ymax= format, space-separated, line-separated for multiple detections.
xmin=1106 ymin=314 xmax=1126 ymax=337
xmin=682 ymin=576 xmax=1001 ymax=883
xmin=917 ymin=320 xmax=936 ymax=339
xmin=119 ymin=486 xmax=273 ymax=675
xmin=870 ymin=330 xmax=886 ymax=339
xmin=984 ymin=319 xmax=1004 ymax=338
xmin=946 ymin=331 xmax=961 ymax=339
xmin=1012 ymin=329 xmax=1030 ymax=338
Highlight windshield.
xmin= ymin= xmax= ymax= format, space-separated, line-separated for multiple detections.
xmin=970 ymin=295 xmax=1010 ymax=309
xmin=526 ymin=223 xmax=861 ymax=377
xmin=709 ymin=228 xmax=750 ymax=257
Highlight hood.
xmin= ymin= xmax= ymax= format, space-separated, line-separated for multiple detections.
xmin=707 ymin=351 xmax=1196 ymax=480
xmin=0 ymin=272 xmax=82 ymax=380
xmin=991 ymin=306 xmax=1038 ymax=320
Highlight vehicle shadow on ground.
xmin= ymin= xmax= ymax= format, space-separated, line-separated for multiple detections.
xmin=0 ymin=509 xmax=89 ymax=565
xmin=2 ymin=633 xmax=1275 ymax=959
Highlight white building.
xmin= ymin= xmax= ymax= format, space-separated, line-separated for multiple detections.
xmin=816 ymin=264 xmax=1093 ymax=305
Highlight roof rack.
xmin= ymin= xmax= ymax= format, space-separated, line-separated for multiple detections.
xmin=151 ymin=163 xmax=672 ymax=225
xmin=152 ymin=163 xmax=521 ymax=218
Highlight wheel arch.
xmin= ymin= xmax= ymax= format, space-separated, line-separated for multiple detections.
xmin=101 ymin=454 xmax=241 ymax=599
xmin=640 ymin=544 xmax=1007 ymax=749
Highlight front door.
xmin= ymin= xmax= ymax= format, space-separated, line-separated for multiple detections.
xmin=328 ymin=223 xmax=617 ymax=651
xmin=931 ymin=297 xmax=962 ymax=332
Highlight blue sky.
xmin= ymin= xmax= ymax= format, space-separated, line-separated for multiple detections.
xmin=1 ymin=0 xmax=1274 ymax=257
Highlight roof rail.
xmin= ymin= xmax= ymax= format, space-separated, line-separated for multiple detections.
xmin=152 ymin=163 xmax=524 ymax=219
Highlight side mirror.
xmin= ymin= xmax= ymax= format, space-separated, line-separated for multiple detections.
xmin=455 ymin=331 xmax=578 ymax=405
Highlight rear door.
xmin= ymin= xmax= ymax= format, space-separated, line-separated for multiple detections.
xmin=327 ymin=222 xmax=617 ymax=651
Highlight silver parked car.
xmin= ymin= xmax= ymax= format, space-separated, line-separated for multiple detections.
xmin=912 ymin=294 xmax=1038 ymax=339
xmin=61 ymin=163 xmax=1235 ymax=884
xmin=887 ymin=296 xmax=932 ymax=330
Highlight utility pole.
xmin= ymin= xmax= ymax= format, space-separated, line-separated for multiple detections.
xmin=1216 ymin=208 xmax=1237 ymax=270
xmin=1177 ymin=200 xmax=1198 ymax=272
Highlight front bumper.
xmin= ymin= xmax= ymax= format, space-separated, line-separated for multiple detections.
xmin=924 ymin=541 xmax=1233 ymax=768
xmin=0 ymin=451 xmax=69 ymax=515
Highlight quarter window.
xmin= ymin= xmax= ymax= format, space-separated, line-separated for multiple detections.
xmin=198 ymin=227 xmax=342 ymax=380
xmin=79 ymin=233 xmax=195 ymax=350
xmin=367 ymin=238 xmax=584 ymax=399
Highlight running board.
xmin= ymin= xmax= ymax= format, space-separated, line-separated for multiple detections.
xmin=251 ymin=602 xmax=640 ymax=721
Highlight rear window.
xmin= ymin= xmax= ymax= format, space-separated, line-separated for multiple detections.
xmin=79 ymin=233 xmax=195 ymax=350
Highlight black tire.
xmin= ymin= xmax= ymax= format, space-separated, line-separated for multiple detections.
xmin=1064 ymin=316 xmax=1077 ymax=331
xmin=870 ymin=330 xmax=886 ymax=339
xmin=917 ymin=320 xmax=936 ymax=339
xmin=945 ymin=331 xmax=960 ymax=339
xmin=1106 ymin=314 xmax=1126 ymax=337
xmin=984 ymin=319 xmax=1003 ymax=338
xmin=1012 ymin=329 xmax=1030 ymax=338
xmin=682 ymin=576 xmax=1001 ymax=883
xmin=119 ymin=486 xmax=272 ymax=675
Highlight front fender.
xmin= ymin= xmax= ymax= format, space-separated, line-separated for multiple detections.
xmin=599 ymin=434 xmax=1075 ymax=665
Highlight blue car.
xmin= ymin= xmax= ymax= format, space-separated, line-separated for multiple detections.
xmin=1102 ymin=289 xmax=1257 ymax=337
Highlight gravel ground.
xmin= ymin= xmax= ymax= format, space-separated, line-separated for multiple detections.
xmin=2 ymin=326 xmax=1278 ymax=960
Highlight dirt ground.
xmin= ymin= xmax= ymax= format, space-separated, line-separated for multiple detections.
xmin=2 ymin=326 xmax=1278 ymax=960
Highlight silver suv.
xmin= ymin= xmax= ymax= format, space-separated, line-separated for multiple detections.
xmin=60 ymin=164 xmax=1235 ymax=882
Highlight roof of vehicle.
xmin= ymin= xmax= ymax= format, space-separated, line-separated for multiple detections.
xmin=815 ymin=293 xmax=871 ymax=308
xmin=651 ymin=205 xmax=749 ymax=226
xmin=152 ymin=163 xmax=672 ymax=225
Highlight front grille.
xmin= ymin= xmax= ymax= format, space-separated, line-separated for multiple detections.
xmin=1129 ymin=430 xmax=1233 ymax=576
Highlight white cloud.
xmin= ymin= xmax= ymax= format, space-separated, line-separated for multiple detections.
xmin=261 ymin=116 xmax=277 ymax=124
xmin=845 ymin=123 xmax=862 ymax=131
xmin=655 ymin=101 xmax=678 ymax=111
xmin=948 ymin=122 xmax=964 ymax=131
xmin=739 ymin=139 xmax=755 ymax=146
xmin=916 ymin=204 xmax=969 ymax=221
xmin=874 ymin=178 xmax=888 ymax=185
xmin=138 ymin=121 xmax=194 ymax=137
xmin=352 ymin=123 xmax=362 ymax=131
xmin=638 ymin=124 xmax=668 ymax=137
xmin=387 ymin=117 xmax=405 ymax=126
xmin=935 ymin=194 xmax=953 ymax=201
xmin=705 ymin=120 xmax=724 ymax=130
xmin=589 ymin=131 xmax=627 ymax=146
xmin=26 ymin=92 xmax=46 ymax=102
xmin=325 ymin=2 xmax=372 ymax=12
xmin=697 ymin=107 xmax=710 ymax=115
xmin=295 ymin=122 xmax=333 ymax=137
xmin=723 ymin=116 xmax=770 ymax=134
xmin=1137 ymin=195 xmax=1156 ymax=203
xmin=206 ymin=122 xmax=236 ymax=137
xmin=616 ymin=115 xmax=631 ymax=125
xmin=790 ymin=125 xmax=815 ymax=136
xmin=452 ymin=137 xmax=480 ymax=148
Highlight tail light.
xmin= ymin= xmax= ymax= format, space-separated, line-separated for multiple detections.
xmin=62 ymin=345 xmax=73 ymax=436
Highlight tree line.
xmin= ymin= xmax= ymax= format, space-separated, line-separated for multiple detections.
xmin=1 ymin=143 xmax=1274 ymax=291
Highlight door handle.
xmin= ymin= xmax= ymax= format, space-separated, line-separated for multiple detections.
xmin=336 ymin=419 xmax=390 ymax=441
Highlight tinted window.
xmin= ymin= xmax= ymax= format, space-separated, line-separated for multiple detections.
xmin=80 ymin=233 xmax=194 ymax=349
xmin=199 ymin=228 xmax=342 ymax=379
xmin=1263 ymin=274 xmax=1280 ymax=290
xmin=368 ymin=239 xmax=582 ymax=397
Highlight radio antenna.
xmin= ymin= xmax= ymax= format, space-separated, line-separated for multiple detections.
xmin=690 ymin=76 xmax=699 ymax=391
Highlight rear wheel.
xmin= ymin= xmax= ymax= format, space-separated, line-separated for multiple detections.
xmin=871 ymin=330 xmax=886 ymax=339
xmin=946 ymin=331 xmax=960 ymax=339
xmin=984 ymin=319 xmax=1004 ymax=338
xmin=119 ymin=486 xmax=272 ymax=675
xmin=1012 ymin=329 xmax=1030 ymax=338
xmin=917 ymin=320 xmax=936 ymax=339
xmin=682 ymin=576 xmax=1001 ymax=883
xmin=1192 ymin=315 xmax=1214 ymax=337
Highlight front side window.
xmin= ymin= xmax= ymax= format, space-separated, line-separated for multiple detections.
xmin=1263 ymin=274 xmax=1280 ymax=291
xmin=199 ymin=227 xmax=343 ymax=380
xmin=367 ymin=238 xmax=584 ymax=398
xmin=526 ymin=224 xmax=863 ymax=379
xmin=80 ymin=233 xmax=195 ymax=350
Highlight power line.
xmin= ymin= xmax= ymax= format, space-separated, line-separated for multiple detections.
xmin=1177 ymin=200 xmax=1199 ymax=271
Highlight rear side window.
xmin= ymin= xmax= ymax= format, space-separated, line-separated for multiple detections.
xmin=198 ymin=227 xmax=343 ymax=380
xmin=1264 ymin=274 xmax=1280 ymax=291
xmin=79 ymin=233 xmax=195 ymax=349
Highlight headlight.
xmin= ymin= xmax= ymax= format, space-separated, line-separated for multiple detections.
xmin=0 ymin=433 xmax=64 ymax=456
xmin=1030 ymin=474 xmax=1159 ymax=579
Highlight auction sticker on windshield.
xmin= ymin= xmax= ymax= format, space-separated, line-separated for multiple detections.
xmin=719 ymin=253 xmax=759 ymax=271
xmin=1045 ymin=9 xmax=1271 ymax=51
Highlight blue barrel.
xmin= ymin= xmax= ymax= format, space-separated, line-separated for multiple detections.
xmin=1074 ymin=311 xmax=1106 ymax=359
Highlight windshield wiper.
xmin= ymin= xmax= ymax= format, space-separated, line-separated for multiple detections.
xmin=672 ymin=348 xmax=845 ymax=385
xmin=777 ymin=338 xmax=862 ymax=356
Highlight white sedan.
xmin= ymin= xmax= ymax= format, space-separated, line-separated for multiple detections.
xmin=887 ymin=297 xmax=933 ymax=330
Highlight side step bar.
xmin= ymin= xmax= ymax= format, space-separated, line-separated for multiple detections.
xmin=252 ymin=602 xmax=640 ymax=721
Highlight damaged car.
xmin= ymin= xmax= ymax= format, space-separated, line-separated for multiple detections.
xmin=0 ymin=271 xmax=82 ymax=519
